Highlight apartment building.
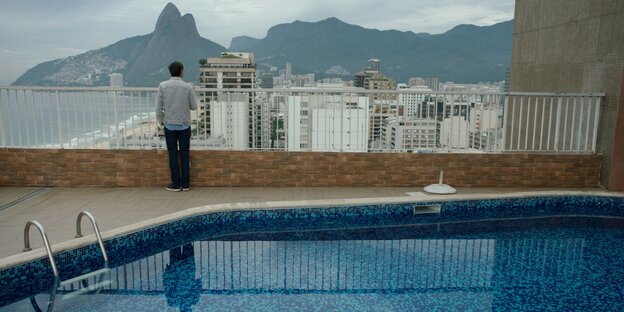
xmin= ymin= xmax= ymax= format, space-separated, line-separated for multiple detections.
xmin=381 ymin=117 xmax=438 ymax=151
xmin=287 ymin=92 xmax=369 ymax=152
xmin=199 ymin=52 xmax=269 ymax=148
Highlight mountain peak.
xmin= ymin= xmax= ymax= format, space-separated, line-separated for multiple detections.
xmin=155 ymin=2 xmax=182 ymax=31
xmin=179 ymin=13 xmax=200 ymax=37
xmin=320 ymin=17 xmax=345 ymax=24
xmin=153 ymin=4 xmax=200 ymax=38
xmin=12 ymin=1 xmax=226 ymax=87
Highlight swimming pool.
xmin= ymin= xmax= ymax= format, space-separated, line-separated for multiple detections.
xmin=1 ymin=194 xmax=623 ymax=311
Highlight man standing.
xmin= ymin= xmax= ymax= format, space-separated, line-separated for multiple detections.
xmin=156 ymin=61 xmax=198 ymax=191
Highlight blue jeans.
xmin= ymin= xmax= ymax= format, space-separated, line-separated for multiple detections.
xmin=164 ymin=127 xmax=191 ymax=188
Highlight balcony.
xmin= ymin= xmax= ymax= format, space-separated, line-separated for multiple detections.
xmin=0 ymin=86 xmax=604 ymax=188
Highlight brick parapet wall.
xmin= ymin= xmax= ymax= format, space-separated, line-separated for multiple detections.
xmin=0 ymin=148 xmax=601 ymax=188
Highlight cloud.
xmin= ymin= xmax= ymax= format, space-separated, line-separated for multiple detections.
xmin=187 ymin=0 xmax=514 ymax=45
xmin=1 ymin=49 xmax=19 ymax=54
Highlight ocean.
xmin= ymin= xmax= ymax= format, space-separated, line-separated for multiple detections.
xmin=0 ymin=89 xmax=157 ymax=148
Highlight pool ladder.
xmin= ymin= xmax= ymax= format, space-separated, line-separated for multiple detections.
xmin=23 ymin=211 xmax=111 ymax=311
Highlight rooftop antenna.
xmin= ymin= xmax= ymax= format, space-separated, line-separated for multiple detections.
xmin=423 ymin=171 xmax=457 ymax=195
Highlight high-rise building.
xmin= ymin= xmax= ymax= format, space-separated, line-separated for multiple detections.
xmin=424 ymin=77 xmax=440 ymax=91
xmin=468 ymin=103 xmax=501 ymax=151
xmin=287 ymin=92 xmax=369 ymax=152
xmin=440 ymin=116 xmax=469 ymax=149
xmin=285 ymin=63 xmax=292 ymax=82
xmin=272 ymin=76 xmax=284 ymax=87
xmin=503 ymin=67 xmax=511 ymax=93
xmin=353 ymin=58 xmax=382 ymax=88
xmin=352 ymin=59 xmax=398 ymax=147
xmin=408 ymin=77 xmax=426 ymax=87
xmin=199 ymin=52 xmax=269 ymax=148
xmin=368 ymin=59 xmax=380 ymax=72
xmin=294 ymin=74 xmax=315 ymax=87
xmin=211 ymin=93 xmax=249 ymax=150
xmin=260 ymin=74 xmax=274 ymax=89
xmin=398 ymin=86 xmax=433 ymax=118
xmin=201 ymin=52 xmax=256 ymax=89
xmin=381 ymin=117 xmax=438 ymax=151
xmin=368 ymin=73 xmax=397 ymax=97
xmin=369 ymin=98 xmax=399 ymax=150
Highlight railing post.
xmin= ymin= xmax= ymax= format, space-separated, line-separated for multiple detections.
xmin=583 ymin=96 xmax=590 ymax=151
xmin=6 ymin=89 xmax=15 ymax=146
xmin=449 ymin=95 xmax=454 ymax=150
xmin=15 ymin=89 xmax=30 ymax=146
xmin=510 ymin=95 xmax=517 ymax=151
xmin=531 ymin=96 xmax=538 ymax=150
xmin=547 ymin=96 xmax=554 ymax=150
xmin=525 ymin=96 xmax=531 ymax=150
xmin=574 ymin=96 xmax=581 ymax=151
xmin=554 ymin=96 xmax=562 ymax=153
xmin=592 ymin=96 xmax=601 ymax=153
xmin=113 ymin=90 xmax=119 ymax=149
xmin=340 ymin=94 xmax=344 ymax=152
xmin=30 ymin=90 xmax=39 ymax=146
xmin=539 ymin=97 xmax=546 ymax=150
xmin=55 ymin=90 xmax=63 ymax=148
xmin=517 ymin=96 xmax=524 ymax=151
xmin=500 ymin=94 xmax=509 ymax=152
xmin=0 ymin=89 xmax=5 ymax=146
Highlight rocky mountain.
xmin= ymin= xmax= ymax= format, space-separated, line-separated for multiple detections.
xmin=13 ymin=3 xmax=226 ymax=87
xmin=231 ymin=18 xmax=513 ymax=83
xmin=229 ymin=36 xmax=261 ymax=52
xmin=13 ymin=3 xmax=512 ymax=86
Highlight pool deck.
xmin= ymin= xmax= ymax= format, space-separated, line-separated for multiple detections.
xmin=0 ymin=186 xmax=620 ymax=265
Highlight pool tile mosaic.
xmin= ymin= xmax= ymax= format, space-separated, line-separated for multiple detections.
xmin=1 ymin=195 xmax=623 ymax=309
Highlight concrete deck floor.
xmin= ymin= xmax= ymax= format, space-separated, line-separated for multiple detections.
xmin=0 ymin=186 xmax=609 ymax=260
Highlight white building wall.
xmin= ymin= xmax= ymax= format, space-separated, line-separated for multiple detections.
xmin=287 ymin=96 xmax=303 ymax=150
xmin=311 ymin=107 xmax=368 ymax=152
xmin=256 ymin=94 xmax=273 ymax=149
xmin=382 ymin=118 xmax=438 ymax=151
xmin=470 ymin=106 xmax=499 ymax=132
xmin=288 ymin=94 xmax=369 ymax=152
xmin=441 ymin=116 xmax=469 ymax=149
xmin=211 ymin=96 xmax=249 ymax=150
xmin=217 ymin=72 xmax=223 ymax=89
xmin=398 ymin=86 xmax=432 ymax=118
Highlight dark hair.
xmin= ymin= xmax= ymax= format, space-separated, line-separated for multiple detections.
xmin=168 ymin=61 xmax=184 ymax=77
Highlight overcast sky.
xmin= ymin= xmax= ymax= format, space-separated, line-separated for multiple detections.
xmin=0 ymin=0 xmax=515 ymax=86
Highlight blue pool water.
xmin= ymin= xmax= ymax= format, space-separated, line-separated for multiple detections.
xmin=1 ymin=196 xmax=624 ymax=311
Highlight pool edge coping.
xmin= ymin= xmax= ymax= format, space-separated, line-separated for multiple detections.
xmin=2 ymin=189 xmax=622 ymax=271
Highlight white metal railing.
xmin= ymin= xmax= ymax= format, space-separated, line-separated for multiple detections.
xmin=504 ymin=92 xmax=602 ymax=153
xmin=0 ymin=86 xmax=604 ymax=153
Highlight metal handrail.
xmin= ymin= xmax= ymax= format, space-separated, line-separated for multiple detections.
xmin=75 ymin=211 xmax=109 ymax=263
xmin=23 ymin=220 xmax=59 ymax=278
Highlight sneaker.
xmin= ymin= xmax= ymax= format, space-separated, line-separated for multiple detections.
xmin=166 ymin=185 xmax=181 ymax=192
xmin=182 ymin=186 xmax=190 ymax=191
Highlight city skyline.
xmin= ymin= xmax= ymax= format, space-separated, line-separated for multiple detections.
xmin=0 ymin=0 xmax=515 ymax=86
